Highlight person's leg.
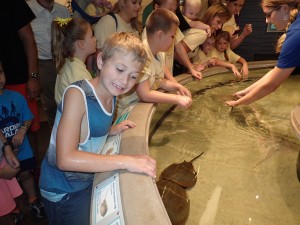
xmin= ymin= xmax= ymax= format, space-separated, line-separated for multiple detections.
xmin=18 ymin=158 xmax=45 ymax=218
xmin=42 ymin=185 xmax=92 ymax=225
xmin=38 ymin=60 xmax=57 ymax=129
xmin=0 ymin=213 xmax=15 ymax=225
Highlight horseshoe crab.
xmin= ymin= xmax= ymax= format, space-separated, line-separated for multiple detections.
xmin=157 ymin=179 xmax=190 ymax=225
xmin=156 ymin=152 xmax=204 ymax=225
xmin=159 ymin=152 xmax=204 ymax=188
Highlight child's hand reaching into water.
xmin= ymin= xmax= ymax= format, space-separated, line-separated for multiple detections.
xmin=109 ymin=120 xmax=136 ymax=135
xmin=231 ymin=64 xmax=242 ymax=79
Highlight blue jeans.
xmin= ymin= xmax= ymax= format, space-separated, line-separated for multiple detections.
xmin=41 ymin=185 xmax=92 ymax=225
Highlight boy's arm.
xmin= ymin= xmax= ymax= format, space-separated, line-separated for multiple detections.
xmin=56 ymin=88 xmax=156 ymax=178
xmin=164 ymin=66 xmax=177 ymax=83
xmin=136 ymin=80 xmax=192 ymax=108
xmin=11 ymin=120 xmax=32 ymax=149
xmin=0 ymin=131 xmax=20 ymax=169
xmin=174 ymin=41 xmax=202 ymax=79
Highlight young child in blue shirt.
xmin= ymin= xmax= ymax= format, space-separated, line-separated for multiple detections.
xmin=0 ymin=60 xmax=45 ymax=218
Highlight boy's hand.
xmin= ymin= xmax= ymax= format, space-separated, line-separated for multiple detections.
xmin=125 ymin=155 xmax=156 ymax=178
xmin=177 ymin=96 xmax=192 ymax=108
xmin=177 ymin=84 xmax=191 ymax=97
xmin=189 ymin=68 xmax=202 ymax=80
xmin=110 ymin=120 xmax=136 ymax=135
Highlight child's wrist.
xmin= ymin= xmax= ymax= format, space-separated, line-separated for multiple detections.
xmin=2 ymin=141 xmax=14 ymax=153
xmin=19 ymin=123 xmax=30 ymax=133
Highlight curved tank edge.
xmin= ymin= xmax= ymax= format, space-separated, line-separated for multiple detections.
xmin=92 ymin=60 xmax=299 ymax=224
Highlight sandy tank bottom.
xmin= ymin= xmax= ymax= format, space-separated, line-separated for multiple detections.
xmin=149 ymin=68 xmax=300 ymax=225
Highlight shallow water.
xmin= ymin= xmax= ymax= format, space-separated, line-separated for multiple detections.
xmin=149 ymin=68 xmax=300 ymax=225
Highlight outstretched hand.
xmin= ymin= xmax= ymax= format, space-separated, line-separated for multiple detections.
xmin=110 ymin=120 xmax=136 ymax=136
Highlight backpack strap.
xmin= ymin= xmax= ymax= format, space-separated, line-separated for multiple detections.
xmin=107 ymin=13 xmax=118 ymax=30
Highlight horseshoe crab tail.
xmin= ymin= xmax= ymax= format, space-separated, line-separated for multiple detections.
xmin=189 ymin=152 xmax=204 ymax=163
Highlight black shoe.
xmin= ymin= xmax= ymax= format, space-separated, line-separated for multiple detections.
xmin=12 ymin=213 xmax=25 ymax=225
xmin=29 ymin=199 xmax=45 ymax=218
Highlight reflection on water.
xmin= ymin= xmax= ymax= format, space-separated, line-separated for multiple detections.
xmin=149 ymin=68 xmax=300 ymax=225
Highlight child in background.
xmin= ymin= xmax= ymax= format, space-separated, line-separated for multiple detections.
xmin=116 ymin=8 xmax=192 ymax=118
xmin=39 ymin=32 xmax=156 ymax=225
xmin=52 ymin=17 xmax=96 ymax=104
xmin=85 ymin=0 xmax=113 ymax=17
xmin=193 ymin=35 xmax=217 ymax=68
xmin=181 ymin=0 xmax=211 ymax=37
xmin=210 ymin=30 xmax=248 ymax=79
xmin=0 ymin=60 xmax=45 ymax=219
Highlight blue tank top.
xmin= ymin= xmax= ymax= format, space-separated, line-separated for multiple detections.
xmin=40 ymin=79 xmax=115 ymax=199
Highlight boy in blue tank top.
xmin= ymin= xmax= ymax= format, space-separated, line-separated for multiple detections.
xmin=39 ymin=32 xmax=157 ymax=225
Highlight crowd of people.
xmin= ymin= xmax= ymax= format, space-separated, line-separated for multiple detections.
xmin=0 ymin=0 xmax=299 ymax=224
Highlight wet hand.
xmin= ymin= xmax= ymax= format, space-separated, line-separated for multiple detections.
xmin=177 ymin=84 xmax=191 ymax=97
xmin=177 ymin=96 xmax=192 ymax=108
xmin=190 ymin=68 xmax=202 ymax=80
xmin=126 ymin=155 xmax=157 ymax=178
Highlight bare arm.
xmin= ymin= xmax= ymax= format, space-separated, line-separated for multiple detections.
xmin=188 ymin=21 xmax=211 ymax=37
xmin=230 ymin=24 xmax=252 ymax=50
xmin=136 ymin=79 xmax=192 ymax=108
xmin=214 ymin=59 xmax=241 ymax=78
xmin=0 ymin=132 xmax=20 ymax=169
xmin=174 ymin=41 xmax=202 ymax=79
xmin=226 ymin=67 xmax=294 ymax=106
xmin=56 ymin=88 xmax=156 ymax=178
xmin=237 ymin=57 xmax=249 ymax=79
xmin=18 ymin=24 xmax=41 ymax=100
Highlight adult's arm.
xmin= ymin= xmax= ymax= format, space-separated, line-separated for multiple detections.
xmin=226 ymin=66 xmax=295 ymax=106
xmin=18 ymin=24 xmax=40 ymax=100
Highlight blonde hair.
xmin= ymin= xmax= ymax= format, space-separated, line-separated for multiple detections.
xmin=101 ymin=32 xmax=148 ymax=66
xmin=182 ymin=0 xmax=201 ymax=10
xmin=261 ymin=0 xmax=300 ymax=52
xmin=146 ymin=8 xmax=179 ymax=36
xmin=52 ymin=18 xmax=91 ymax=72
xmin=113 ymin=0 xmax=140 ymax=33
xmin=202 ymin=4 xmax=231 ymax=25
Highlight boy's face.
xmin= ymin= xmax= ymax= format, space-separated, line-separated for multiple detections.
xmin=159 ymin=24 xmax=177 ymax=52
xmin=0 ymin=63 xmax=5 ymax=91
xmin=202 ymin=37 xmax=215 ymax=54
xmin=97 ymin=52 xmax=143 ymax=96
xmin=215 ymin=37 xmax=229 ymax=52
